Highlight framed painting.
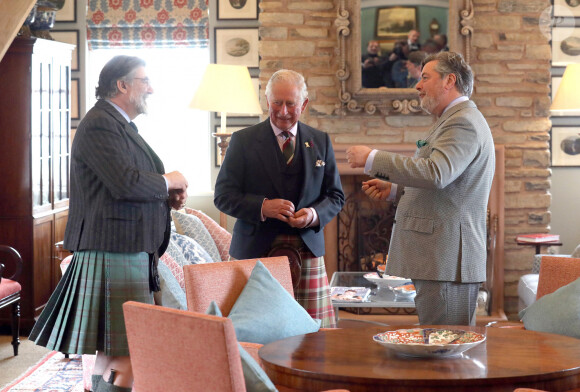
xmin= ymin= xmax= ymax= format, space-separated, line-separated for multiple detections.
xmin=55 ymin=0 xmax=76 ymax=22
xmin=554 ymin=0 xmax=580 ymax=17
xmin=217 ymin=77 xmax=260 ymax=118
xmin=552 ymin=27 xmax=580 ymax=66
xmin=51 ymin=30 xmax=79 ymax=71
xmin=215 ymin=28 xmax=259 ymax=67
xmin=375 ymin=7 xmax=417 ymax=39
xmin=71 ymin=78 xmax=79 ymax=120
xmin=214 ymin=126 xmax=244 ymax=166
xmin=552 ymin=127 xmax=580 ymax=166
xmin=218 ymin=0 xmax=258 ymax=20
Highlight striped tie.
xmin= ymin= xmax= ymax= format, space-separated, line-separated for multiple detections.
xmin=281 ymin=131 xmax=294 ymax=165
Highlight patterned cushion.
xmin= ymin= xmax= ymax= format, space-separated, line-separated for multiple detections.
xmin=154 ymin=261 xmax=187 ymax=310
xmin=171 ymin=232 xmax=213 ymax=265
xmin=172 ymin=210 xmax=221 ymax=262
xmin=160 ymin=250 xmax=185 ymax=290
xmin=185 ymin=208 xmax=232 ymax=261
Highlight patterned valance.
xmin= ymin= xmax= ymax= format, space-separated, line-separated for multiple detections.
xmin=87 ymin=0 xmax=209 ymax=49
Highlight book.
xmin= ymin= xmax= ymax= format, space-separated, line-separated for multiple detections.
xmin=516 ymin=233 xmax=560 ymax=243
xmin=331 ymin=286 xmax=371 ymax=302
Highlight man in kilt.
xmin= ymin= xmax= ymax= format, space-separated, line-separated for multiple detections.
xmin=214 ymin=69 xmax=345 ymax=328
xmin=29 ymin=56 xmax=188 ymax=391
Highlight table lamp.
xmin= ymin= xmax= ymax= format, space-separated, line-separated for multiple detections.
xmin=551 ymin=63 xmax=580 ymax=115
xmin=189 ymin=64 xmax=262 ymax=164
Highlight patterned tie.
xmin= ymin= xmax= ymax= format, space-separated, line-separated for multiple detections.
xmin=281 ymin=131 xmax=294 ymax=165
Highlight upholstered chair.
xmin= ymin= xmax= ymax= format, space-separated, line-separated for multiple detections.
xmin=0 ymin=245 xmax=23 ymax=356
xmin=123 ymin=301 xmax=349 ymax=392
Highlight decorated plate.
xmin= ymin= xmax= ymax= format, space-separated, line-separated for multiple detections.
xmin=391 ymin=283 xmax=416 ymax=298
xmin=363 ymin=272 xmax=411 ymax=289
xmin=373 ymin=328 xmax=486 ymax=358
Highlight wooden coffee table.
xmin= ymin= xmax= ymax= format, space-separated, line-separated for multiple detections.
xmin=259 ymin=325 xmax=580 ymax=391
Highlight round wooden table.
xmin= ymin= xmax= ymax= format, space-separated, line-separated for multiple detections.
xmin=258 ymin=325 xmax=580 ymax=391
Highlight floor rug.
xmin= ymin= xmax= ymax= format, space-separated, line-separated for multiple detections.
xmin=0 ymin=351 xmax=84 ymax=392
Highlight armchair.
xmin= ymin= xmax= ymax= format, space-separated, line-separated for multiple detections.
xmin=0 ymin=245 xmax=23 ymax=356
xmin=123 ymin=301 xmax=349 ymax=392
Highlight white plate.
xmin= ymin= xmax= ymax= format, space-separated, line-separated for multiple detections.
xmin=373 ymin=328 xmax=486 ymax=358
xmin=363 ymin=272 xmax=411 ymax=289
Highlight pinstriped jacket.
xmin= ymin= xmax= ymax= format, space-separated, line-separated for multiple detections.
xmin=372 ymin=100 xmax=495 ymax=283
xmin=64 ymin=100 xmax=170 ymax=254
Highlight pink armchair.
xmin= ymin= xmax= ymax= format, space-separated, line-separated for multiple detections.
xmin=0 ymin=245 xmax=23 ymax=356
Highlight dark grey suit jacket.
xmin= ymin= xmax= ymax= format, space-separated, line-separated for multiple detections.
xmin=64 ymin=100 xmax=170 ymax=254
xmin=214 ymin=120 xmax=345 ymax=259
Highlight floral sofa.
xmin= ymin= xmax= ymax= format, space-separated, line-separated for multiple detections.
xmin=60 ymin=208 xmax=232 ymax=392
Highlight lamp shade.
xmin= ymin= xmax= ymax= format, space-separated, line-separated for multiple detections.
xmin=189 ymin=64 xmax=262 ymax=115
xmin=551 ymin=64 xmax=580 ymax=113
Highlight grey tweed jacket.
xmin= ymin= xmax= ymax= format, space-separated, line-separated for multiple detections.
xmin=372 ymin=100 xmax=495 ymax=283
xmin=64 ymin=100 xmax=170 ymax=254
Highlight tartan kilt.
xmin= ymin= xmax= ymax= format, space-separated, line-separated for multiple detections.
xmin=29 ymin=251 xmax=153 ymax=356
xmin=271 ymin=235 xmax=336 ymax=328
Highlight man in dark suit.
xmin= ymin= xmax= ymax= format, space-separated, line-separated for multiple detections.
xmin=30 ymin=56 xmax=188 ymax=392
xmin=214 ymin=69 xmax=345 ymax=328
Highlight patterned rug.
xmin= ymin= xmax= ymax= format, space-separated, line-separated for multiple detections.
xmin=0 ymin=352 xmax=84 ymax=392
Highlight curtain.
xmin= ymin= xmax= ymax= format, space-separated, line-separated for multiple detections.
xmin=87 ymin=0 xmax=208 ymax=49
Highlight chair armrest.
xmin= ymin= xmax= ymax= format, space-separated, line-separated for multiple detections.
xmin=0 ymin=246 xmax=23 ymax=281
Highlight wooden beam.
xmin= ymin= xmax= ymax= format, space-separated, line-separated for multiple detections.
xmin=0 ymin=0 xmax=36 ymax=63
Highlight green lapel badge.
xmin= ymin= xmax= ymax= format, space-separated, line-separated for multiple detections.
xmin=416 ymin=139 xmax=428 ymax=148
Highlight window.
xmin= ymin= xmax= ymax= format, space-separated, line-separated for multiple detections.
xmin=87 ymin=47 xmax=211 ymax=193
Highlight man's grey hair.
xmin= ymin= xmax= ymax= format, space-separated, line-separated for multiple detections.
xmin=265 ymin=69 xmax=308 ymax=104
xmin=422 ymin=51 xmax=473 ymax=97
xmin=95 ymin=55 xmax=146 ymax=99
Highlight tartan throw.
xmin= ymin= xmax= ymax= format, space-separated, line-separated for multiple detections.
xmin=271 ymin=235 xmax=336 ymax=328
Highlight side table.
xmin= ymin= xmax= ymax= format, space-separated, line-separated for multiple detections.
xmin=516 ymin=239 xmax=562 ymax=255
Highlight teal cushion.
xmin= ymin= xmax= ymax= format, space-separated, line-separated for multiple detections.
xmin=206 ymin=301 xmax=278 ymax=392
xmin=519 ymin=277 xmax=580 ymax=339
xmin=154 ymin=262 xmax=186 ymax=310
xmin=227 ymin=260 xmax=320 ymax=345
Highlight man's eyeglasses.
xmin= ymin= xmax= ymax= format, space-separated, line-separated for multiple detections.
xmin=133 ymin=77 xmax=151 ymax=86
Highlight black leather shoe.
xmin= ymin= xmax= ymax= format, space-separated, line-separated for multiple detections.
xmin=95 ymin=369 xmax=132 ymax=392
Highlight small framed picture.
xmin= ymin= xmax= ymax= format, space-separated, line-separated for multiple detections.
xmin=55 ymin=0 xmax=76 ymax=22
xmin=214 ymin=126 xmax=244 ymax=166
xmin=552 ymin=27 xmax=580 ymax=66
xmin=375 ymin=7 xmax=417 ymax=39
xmin=218 ymin=0 xmax=258 ymax=20
xmin=554 ymin=0 xmax=580 ymax=17
xmin=551 ymin=127 xmax=580 ymax=166
xmin=217 ymin=77 xmax=260 ymax=118
xmin=71 ymin=78 xmax=79 ymax=120
xmin=215 ymin=28 xmax=259 ymax=68
xmin=51 ymin=30 xmax=79 ymax=71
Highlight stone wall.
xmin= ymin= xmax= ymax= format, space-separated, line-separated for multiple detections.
xmin=259 ymin=0 xmax=552 ymax=319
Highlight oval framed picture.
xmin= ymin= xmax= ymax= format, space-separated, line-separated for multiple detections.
xmin=215 ymin=28 xmax=259 ymax=68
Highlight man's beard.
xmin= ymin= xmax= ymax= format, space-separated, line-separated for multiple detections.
xmin=130 ymin=92 xmax=148 ymax=114
xmin=420 ymin=94 xmax=437 ymax=114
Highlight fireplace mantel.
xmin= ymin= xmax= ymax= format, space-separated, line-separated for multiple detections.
xmin=324 ymin=143 xmax=506 ymax=322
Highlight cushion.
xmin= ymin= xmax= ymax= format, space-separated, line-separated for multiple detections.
xmin=170 ymin=232 xmax=213 ymax=265
xmin=154 ymin=261 xmax=187 ymax=310
xmin=160 ymin=250 xmax=185 ymax=290
xmin=172 ymin=210 xmax=221 ymax=262
xmin=206 ymin=301 xmax=278 ymax=392
xmin=165 ymin=238 xmax=189 ymax=268
xmin=532 ymin=254 xmax=570 ymax=274
xmin=519 ymin=277 xmax=580 ymax=339
xmin=518 ymin=273 xmax=539 ymax=311
xmin=227 ymin=261 xmax=320 ymax=345
xmin=185 ymin=207 xmax=232 ymax=261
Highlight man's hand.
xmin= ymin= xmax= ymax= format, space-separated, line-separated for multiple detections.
xmin=288 ymin=208 xmax=313 ymax=229
xmin=346 ymin=146 xmax=372 ymax=168
xmin=362 ymin=179 xmax=391 ymax=201
xmin=163 ymin=171 xmax=188 ymax=192
xmin=169 ymin=189 xmax=188 ymax=210
xmin=263 ymin=199 xmax=295 ymax=222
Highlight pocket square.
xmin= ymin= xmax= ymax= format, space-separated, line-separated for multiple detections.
xmin=315 ymin=160 xmax=326 ymax=167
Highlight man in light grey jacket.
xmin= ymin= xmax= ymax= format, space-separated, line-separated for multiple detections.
xmin=347 ymin=51 xmax=495 ymax=326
